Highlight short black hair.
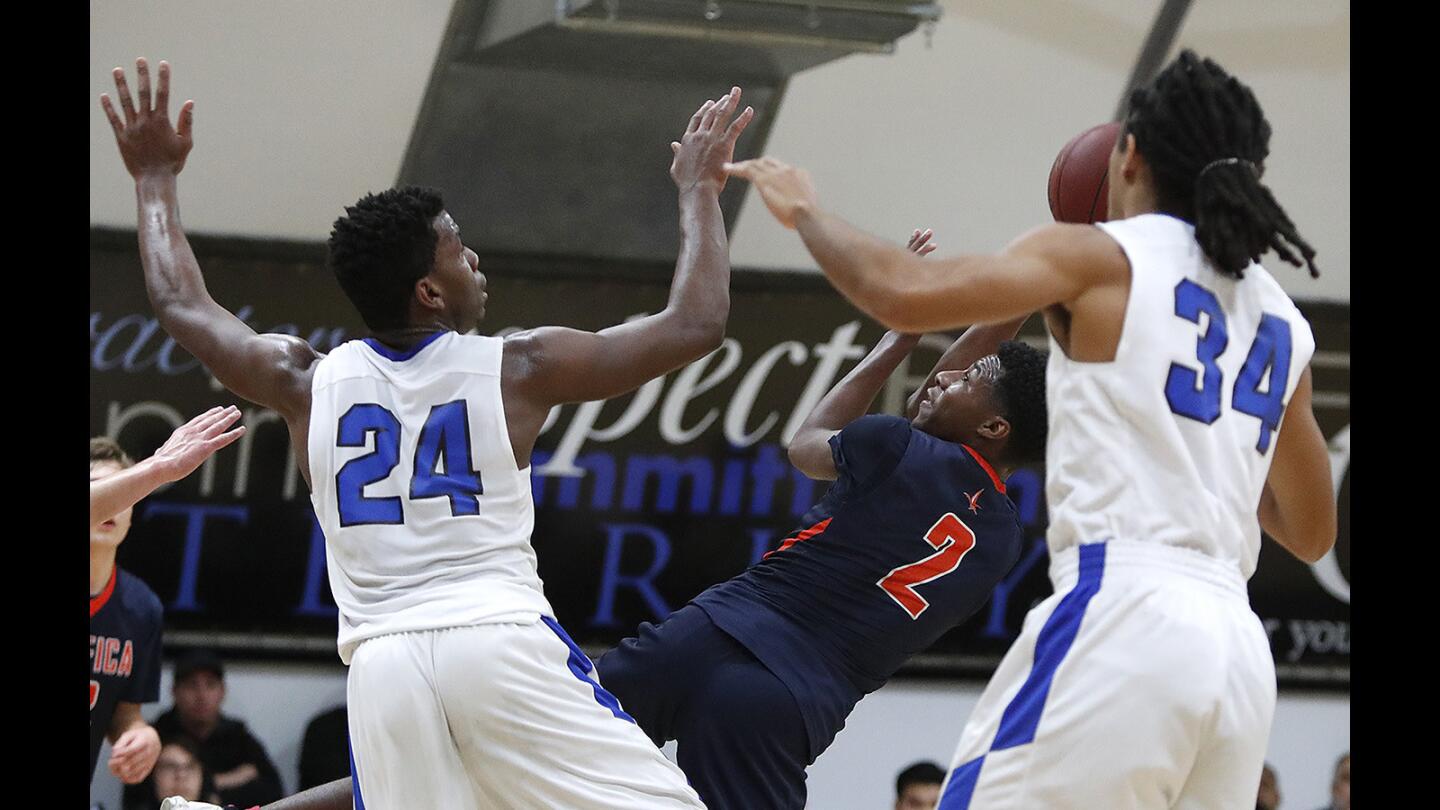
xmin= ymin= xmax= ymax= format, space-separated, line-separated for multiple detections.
xmin=327 ymin=186 xmax=446 ymax=332
xmin=1123 ymin=50 xmax=1317 ymax=279
xmin=994 ymin=340 xmax=1048 ymax=465
xmin=896 ymin=761 xmax=945 ymax=796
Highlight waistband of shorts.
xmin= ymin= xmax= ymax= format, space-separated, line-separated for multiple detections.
xmin=1048 ymin=541 xmax=1248 ymax=599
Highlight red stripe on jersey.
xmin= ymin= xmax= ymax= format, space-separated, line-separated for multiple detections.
xmin=90 ymin=566 xmax=117 ymax=618
xmin=763 ymin=517 xmax=832 ymax=560
xmin=961 ymin=445 xmax=1006 ymax=494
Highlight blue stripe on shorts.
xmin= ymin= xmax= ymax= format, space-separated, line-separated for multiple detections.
xmin=541 ymin=615 xmax=636 ymax=723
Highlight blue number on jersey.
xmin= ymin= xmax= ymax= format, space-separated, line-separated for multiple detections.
xmin=336 ymin=401 xmax=486 ymax=526
xmin=1165 ymin=279 xmax=1229 ymax=423
xmin=410 ymin=400 xmax=483 ymax=516
xmin=336 ymin=404 xmax=404 ymax=526
xmin=1166 ymin=282 xmax=1296 ymax=455
xmin=1231 ymin=314 xmax=1293 ymax=453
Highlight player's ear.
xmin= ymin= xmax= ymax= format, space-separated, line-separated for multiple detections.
xmin=415 ymin=276 xmax=444 ymax=311
xmin=1119 ymin=133 xmax=1145 ymax=182
xmin=979 ymin=416 xmax=1011 ymax=442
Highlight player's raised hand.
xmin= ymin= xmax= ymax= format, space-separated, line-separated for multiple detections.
xmin=108 ymin=724 xmax=161 ymax=784
xmin=907 ymin=228 xmax=937 ymax=256
xmin=151 ymin=405 xmax=247 ymax=483
xmin=670 ymin=86 xmax=755 ymax=195
xmin=721 ymin=157 xmax=817 ymax=229
xmin=100 ymin=58 xmax=195 ymax=179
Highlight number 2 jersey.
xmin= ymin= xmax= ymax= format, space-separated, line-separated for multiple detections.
xmin=307 ymin=331 xmax=553 ymax=664
xmin=693 ymin=414 xmax=1024 ymax=756
xmin=1046 ymin=213 xmax=1316 ymax=578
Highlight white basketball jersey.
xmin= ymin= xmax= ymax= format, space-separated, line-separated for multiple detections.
xmin=307 ymin=331 xmax=553 ymax=663
xmin=1045 ymin=214 xmax=1315 ymax=579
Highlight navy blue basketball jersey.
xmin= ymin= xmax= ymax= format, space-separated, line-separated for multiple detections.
xmin=90 ymin=567 xmax=163 ymax=781
xmin=693 ymin=415 xmax=1024 ymax=755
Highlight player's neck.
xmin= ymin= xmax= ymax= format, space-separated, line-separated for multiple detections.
xmin=89 ymin=547 xmax=117 ymax=596
xmin=369 ymin=323 xmax=453 ymax=351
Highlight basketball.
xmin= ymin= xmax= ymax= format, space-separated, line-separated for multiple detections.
xmin=1048 ymin=121 xmax=1121 ymax=224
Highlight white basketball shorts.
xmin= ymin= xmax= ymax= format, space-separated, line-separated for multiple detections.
xmin=346 ymin=615 xmax=705 ymax=809
xmin=938 ymin=542 xmax=1276 ymax=809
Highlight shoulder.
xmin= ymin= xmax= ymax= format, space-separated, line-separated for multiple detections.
xmin=836 ymin=414 xmax=914 ymax=450
xmin=116 ymin=569 xmax=163 ymax=621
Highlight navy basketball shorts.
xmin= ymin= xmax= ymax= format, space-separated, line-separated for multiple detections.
xmin=596 ymin=604 xmax=812 ymax=810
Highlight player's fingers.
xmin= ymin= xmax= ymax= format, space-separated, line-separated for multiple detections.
xmin=687 ymin=99 xmax=714 ymax=135
xmin=671 ymin=141 xmax=680 ymax=155
xmin=113 ymin=67 xmax=138 ymax=124
xmin=178 ymin=100 xmax=195 ymax=139
xmin=135 ymin=58 xmax=153 ymax=115
xmin=100 ymin=95 xmax=126 ymax=137
xmin=721 ymin=159 xmax=756 ymax=179
xmin=723 ymin=105 xmax=755 ymax=144
xmin=181 ymin=405 xmax=233 ymax=437
xmin=198 ymin=406 xmax=244 ymax=437
xmin=709 ymin=86 xmax=739 ymax=130
xmin=919 ymin=243 xmax=937 ymax=256
xmin=155 ymin=60 xmax=171 ymax=117
xmin=204 ymin=425 xmax=247 ymax=453
xmin=182 ymin=405 xmax=228 ymax=428
xmin=700 ymin=93 xmax=729 ymax=131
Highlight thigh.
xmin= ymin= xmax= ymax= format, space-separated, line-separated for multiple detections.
xmin=435 ymin=619 xmax=705 ymax=810
xmin=346 ymin=633 xmax=477 ymax=810
xmin=1174 ymin=606 xmax=1276 ymax=810
xmin=943 ymin=581 xmax=1226 ymax=809
xmin=672 ymin=637 xmax=810 ymax=810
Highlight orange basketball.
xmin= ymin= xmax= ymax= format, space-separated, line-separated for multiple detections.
xmin=1048 ymin=121 xmax=1121 ymax=224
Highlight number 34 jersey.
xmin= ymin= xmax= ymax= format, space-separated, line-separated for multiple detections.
xmin=308 ymin=331 xmax=553 ymax=664
xmin=1046 ymin=214 xmax=1316 ymax=579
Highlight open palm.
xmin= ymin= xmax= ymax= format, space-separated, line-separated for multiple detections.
xmin=100 ymin=58 xmax=194 ymax=178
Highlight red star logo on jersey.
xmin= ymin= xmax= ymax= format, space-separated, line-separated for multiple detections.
xmin=963 ymin=490 xmax=984 ymax=513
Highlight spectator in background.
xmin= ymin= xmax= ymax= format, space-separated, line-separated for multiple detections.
xmin=136 ymin=735 xmax=222 ymax=809
xmin=124 ymin=650 xmax=285 ymax=809
xmin=1257 ymin=762 xmax=1280 ymax=810
xmin=1314 ymin=752 xmax=1348 ymax=810
xmin=894 ymin=761 xmax=946 ymax=810
xmin=298 ymin=706 xmax=350 ymax=791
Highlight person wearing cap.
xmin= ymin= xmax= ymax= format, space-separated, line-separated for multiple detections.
xmin=124 ymin=651 xmax=284 ymax=809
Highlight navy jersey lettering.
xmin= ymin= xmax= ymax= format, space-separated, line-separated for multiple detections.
xmin=89 ymin=568 xmax=163 ymax=782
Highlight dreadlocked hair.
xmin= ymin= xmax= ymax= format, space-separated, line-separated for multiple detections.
xmin=994 ymin=340 xmax=1048 ymax=465
xmin=327 ymin=186 xmax=446 ymax=331
xmin=1122 ymin=49 xmax=1318 ymax=279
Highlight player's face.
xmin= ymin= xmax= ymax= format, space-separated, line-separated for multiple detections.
xmin=430 ymin=212 xmax=487 ymax=332
xmin=895 ymin=783 xmax=941 ymax=810
xmin=152 ymin=743 xmax=204 ymax=801
xmin=174 ymin=671 xmax=225 ymax=727
xmin=911 ymin=355 xmax=1005 ymax=444
xmin=90 ymin=461 xmax=133 ymax=548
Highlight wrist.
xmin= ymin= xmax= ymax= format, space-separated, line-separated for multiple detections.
xmin=677 ymin=181 xmax=722 ymax=202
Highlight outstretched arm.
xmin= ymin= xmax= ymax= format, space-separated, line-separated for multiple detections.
xmin=1258 ymin=368 xmax=1336 ymax=562
xmin=90 ymin=406 xmax=246 ymax=527
xmin=258 ymin=778 xmax=354 ymax=810
xmin=100 ymin=59 xmax=318 ymax=418
xmin=505 ymin=88 xmax=754 ymax=406
xmin=723 ymin=158 xmax=1125 ymax=332
xmin=786 ymin=228 xmax=945 ymax=479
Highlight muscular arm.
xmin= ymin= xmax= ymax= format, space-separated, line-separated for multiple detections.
xmin=260 ymin=778 xmax=354 ymax=810
xmin=102 ymin=60 xmax=318 ymax=420
xmin=504 ymin=91 xmax=752 ymax=412
xmin=788 ymin=331 xmax=920 ymax=480
xmin=134 ymin=174 xmax=318 ymax=416
xmin=903 ymin=316 xmax=1031 ymax=419
xmin=795 ymin=210 xmax=1114 ymax=332
xmin=504 ymin=186 xmax=730 ymax=405
xmin=1258 ymin=368 xmax=1336 ymax=562
xmin=723 ymin=157 xmax=1125 ymax=333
